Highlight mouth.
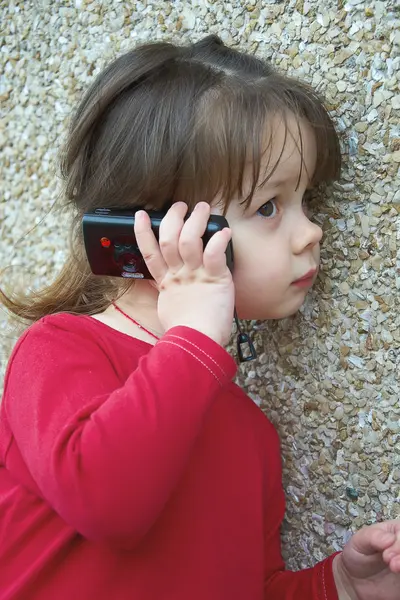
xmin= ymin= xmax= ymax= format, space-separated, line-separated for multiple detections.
xmin=292 ymin=268 xmax=318 ymax=287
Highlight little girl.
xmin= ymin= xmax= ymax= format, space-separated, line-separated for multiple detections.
xmin=1 ymin=35 xmax=399 ymax=600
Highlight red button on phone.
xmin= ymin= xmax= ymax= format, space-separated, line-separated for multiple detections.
xmin=100 ymin=237 xmax=111 ymax=248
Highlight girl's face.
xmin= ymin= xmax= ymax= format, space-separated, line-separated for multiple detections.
xmin=212 ymin=114 xmax=322 ymax=320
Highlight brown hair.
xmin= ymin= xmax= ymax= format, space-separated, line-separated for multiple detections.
xmin=0 ymin=34 xmax=341 ymax=324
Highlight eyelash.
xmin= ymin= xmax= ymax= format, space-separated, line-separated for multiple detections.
xmin=256 ymin=199 xmax=278 ymax=219
xmin=256 ymin=195 xmax=311 ymax=220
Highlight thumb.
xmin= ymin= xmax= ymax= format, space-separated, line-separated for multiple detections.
xmin=353 ymin=524 xmax=396 ymax=556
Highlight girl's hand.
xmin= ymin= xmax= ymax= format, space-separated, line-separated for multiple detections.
xmin=333 ymin=519 xmax=400 ymax=600
xmin=134 ymin=202 xmax=235 ymax=347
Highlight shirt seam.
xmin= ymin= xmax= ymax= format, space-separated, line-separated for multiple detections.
xmin=157 ymin=340 xmax=222 ymax=385
xmin=166 ymin=333 xmax=229 ymax=379
xmin=322 ymin=558 xmax=328 ymax=600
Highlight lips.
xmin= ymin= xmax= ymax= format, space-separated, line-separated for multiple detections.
xmin=293 ymin=268 xmax=318 ymax=283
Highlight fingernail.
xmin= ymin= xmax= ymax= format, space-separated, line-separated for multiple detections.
xmin=386 ymin=552 xmax=396 ymax=561
xmin=194 ymin=202 xmax=210 ymax=211
xmin=382 ymin=533 xmax=396 ymax=544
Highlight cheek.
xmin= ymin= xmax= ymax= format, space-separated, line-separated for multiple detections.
xmin=230 ymin=229 xmax=303 ymax=320
xmin=232 ymin=232 xmax=287 ymax=286
xmin=233 ymin=258 xmax=285 ymax=290
xmin=231 ymin=240 xmax=290 ymax=318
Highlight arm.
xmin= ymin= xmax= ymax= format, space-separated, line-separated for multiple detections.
xmin=332 ymin=521 xmax=400 ymax=600
xmin=3 ymin=319 xmax=236 ymax=547
xmin=332 ymin=555 xmax=358 ymax=600
xmin=261 ymin=423 xmax=400 ymax=600
xmin=262 ymin=421 xmax=341 ymax=600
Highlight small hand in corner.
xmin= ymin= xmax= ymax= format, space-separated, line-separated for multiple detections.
xmin=333 ymin=519 xmax=400 ymax=600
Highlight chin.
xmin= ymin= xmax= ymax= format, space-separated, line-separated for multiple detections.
xmin=237 ymin=308 xmax=299 ymax=321
xmin=236 ymin=299 xmax=304 ymax=321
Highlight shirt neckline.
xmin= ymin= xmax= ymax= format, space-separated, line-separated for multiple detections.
xmin=79 ymin=314 xmax=154 ymax=347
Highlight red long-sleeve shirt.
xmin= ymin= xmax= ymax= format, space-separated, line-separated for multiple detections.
xmin=0 ymin=313 xmax=339 ymax=599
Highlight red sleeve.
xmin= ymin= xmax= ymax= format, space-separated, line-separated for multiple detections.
xmin=263 ymin=421 xmax=340 ymax=600
xmin=2 ymin=320 xmax=237 ymax=547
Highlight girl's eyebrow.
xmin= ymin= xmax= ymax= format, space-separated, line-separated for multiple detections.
xmin=258 ymin=178 xmax=284 ymax=188
xmin=257 ymin=174 xmax=313 ymax=191
xmin=256 ymin=177 xmax=291 ymax=191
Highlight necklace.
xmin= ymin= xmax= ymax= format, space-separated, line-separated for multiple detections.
xmin=111 ymin=301 xmax=161 ymax=341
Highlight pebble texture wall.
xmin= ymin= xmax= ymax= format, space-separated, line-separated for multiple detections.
xmin=1 ymin=0 xmax=399 ymax=571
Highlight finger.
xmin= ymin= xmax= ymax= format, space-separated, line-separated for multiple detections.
xmin=178 ymin=202 xmax=210 ymax=269
xmin=353 ymin=525 xmax=397 ymax=557
xmin=203 ymin=228 xmax=232 ymax=277
xmin=158 ymin=202 xmax=188 ymax=271
xmin=383 ymin=547 xmax=400 ymax=565
xmin=390 ymin=555 xmax=400 ymax=573
xmin=134 ymin=210 xmax=167 ymax=283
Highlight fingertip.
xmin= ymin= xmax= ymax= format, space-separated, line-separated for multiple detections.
xmin=133 ymin=210 xmax=146 ymax=226
xmin=222 ymin=227 xmax=232 ymax=242
xmin=383 ymin=546 xmax=395 ymax=559
xmin=211 ymin=228 xmax=230 ymax=244
xmin=173 ymin=201 xmax=188 ymax=212
xmin=390 ymin=556 xmax=400 ymax=573
xmin=190 ymin=202 xmax=210 ymax=214
xmin=379 ymin=531 xmax=396 ymax=548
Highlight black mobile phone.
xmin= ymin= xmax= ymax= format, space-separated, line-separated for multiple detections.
xmin=82 ymin=207 xmax=234 ymax=279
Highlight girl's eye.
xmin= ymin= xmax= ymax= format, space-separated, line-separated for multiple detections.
xmin=257 ymin=199 xmax=278 ymax=219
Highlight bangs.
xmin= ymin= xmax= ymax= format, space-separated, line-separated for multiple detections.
xmin=177 ymin=74 xmax=341 ymax=214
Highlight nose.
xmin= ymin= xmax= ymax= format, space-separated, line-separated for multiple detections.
xmin=291 ymin=213 xmax=323 ymax=255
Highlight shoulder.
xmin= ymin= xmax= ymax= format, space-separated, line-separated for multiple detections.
xmin=6 ymin=312 xmax=149 ymax=375
xmin=4 ymin=314 xmax=106 ymax=375
xmin=3 ymin=313 xmax=150 ymax=400
xmin=11 ymin=313 xmax=106 ymax=353
xmin=14 ymin=312 xmax=147 ymax=348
